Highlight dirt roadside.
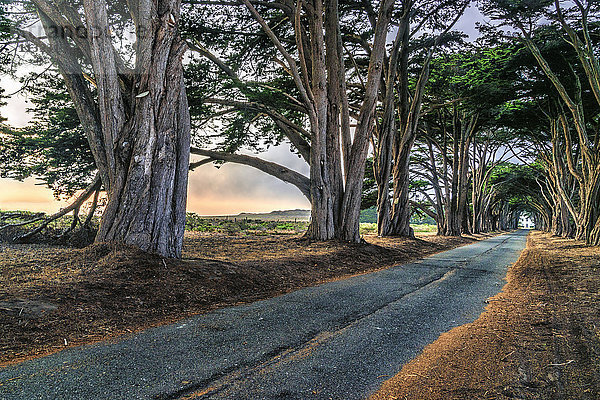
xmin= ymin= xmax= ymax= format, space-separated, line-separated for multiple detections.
xmin=0 ymin=231 xmax=494 ymax=367
xmin=370 ymin=231 xmax=600 ymax=400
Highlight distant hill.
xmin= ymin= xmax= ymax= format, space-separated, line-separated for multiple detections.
xmin=201 ymin=208 xmax=377 ymax=223
xmin=236 ymin=209 xmax=311 ymax=221
xmin=202 ymin=209 xmax=311 ymax=221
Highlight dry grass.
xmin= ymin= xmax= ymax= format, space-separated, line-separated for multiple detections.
xmin=0 ymin=231 xmax=495 ymax=366
xmin=370 ymin=231 xmax=600 ymax=400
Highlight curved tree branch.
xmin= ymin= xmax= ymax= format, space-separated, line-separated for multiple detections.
xmin=1 ymin=175 xmax=103 ymax=241
xmin=203 ymin=97 xmax=312 ymax=161
xmin=191 ymin=148 xmax=311 ymax=199
xmin=410 ymin=200 xmax=438 ymax=221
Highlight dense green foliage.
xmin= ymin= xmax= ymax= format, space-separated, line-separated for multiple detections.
xmin=1 ymin=0 xmax=600 ymax=242
xmin=0 ymin=73 xmax=95 ymax=197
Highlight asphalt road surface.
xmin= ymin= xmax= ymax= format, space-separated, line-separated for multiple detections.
xmin=0 ymin=230 xmax=528 ymax=400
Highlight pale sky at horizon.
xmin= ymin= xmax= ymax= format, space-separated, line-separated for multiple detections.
xmin=0 ymin=4 xmax=484 ymax=215
xmin=0 ymin=144 xmax=312 ymax=215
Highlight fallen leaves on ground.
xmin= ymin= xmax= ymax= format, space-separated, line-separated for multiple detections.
xmin=0 ymin=231 xmax=491 ymax=366
xmin=370 ymin=231 xmax=600 ymax=400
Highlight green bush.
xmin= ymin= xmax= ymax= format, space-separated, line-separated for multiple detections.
xmin=411 ymin=224 xmax=438 ymax=233
xmin=359 ymin=223 xmax=377 ymax=235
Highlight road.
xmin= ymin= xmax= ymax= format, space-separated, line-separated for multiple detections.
xmin=0 ymin=230 xmax=527 ymax=400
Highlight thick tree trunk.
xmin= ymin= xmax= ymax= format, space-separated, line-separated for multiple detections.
xmin=305 ymin=147 xmax=336 ymax=241
xmin=336 ymin=0 xmax=395 ymax=242
xmin=338 ymin=141 xmax=371 ymax=242
xmin=444 ymin=130 xmax=461 ymax=236
xmin=458 ymin=162 xmax=471 ymax=235
xmin=441 ymin=112 xmax=476 ymax=236
xmin=424 ymin=137 xmax=446 ymax=235
xmin=551 ymin=200 xmax=561 ymax=236
xmin=375 ymin=141 xmax=393 ymax=236
xmin=84 ymin=0 xmax=191 ymax=258
xmin=95 ymin=76 xmax=191 ymax=257
xmin=385 ymin=136 xmax=415 ymax=238
xmin=375 ymin=7 xmax=417 ymax=239
xmin=325 ymin=0 xmax=347 ymax=234
xmin=560 ymin=199 xmax=574 ymax=238
xmin=375 ymin=8 xmax=407 ymax=237
xmin=578 ymin=172 xmax=600 ymax=245
xmin=305 ymin=0 xmax=336 ymax=241
xmin=589 ymin=214 xmax=600 ymax=246
xmin=377 ymin=58 xmax=431 ymax=238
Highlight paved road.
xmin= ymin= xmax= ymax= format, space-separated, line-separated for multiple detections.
xmin=0 ymin=230 xmax=527 ymax=400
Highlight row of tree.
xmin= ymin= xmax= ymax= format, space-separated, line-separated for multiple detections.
xmin=488 ymin=0 xmax=600 ymax=245
xmin=0 ymin=0 xmax=599 ymax=258
xmin=404 ymin=0 xmax=600 ymax=244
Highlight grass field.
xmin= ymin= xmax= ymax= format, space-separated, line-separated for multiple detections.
xmin=1 ymin=210 xmax=439 ymax=240
xmin=359 ymin=223 xmax=438 ymax=235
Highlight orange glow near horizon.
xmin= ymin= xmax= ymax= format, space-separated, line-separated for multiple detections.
xmin=0 ymin=170 xmax=311 ymax=216
xmin=0 ymin=178 xmax=65 ymax=213
xmin=186 ymin=195 xmax=310 ymax=216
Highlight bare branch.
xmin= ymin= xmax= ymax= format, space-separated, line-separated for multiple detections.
xmin=5 ymin=175 xmax=102 ymax=241
xmin=191 ymin=148 xmax=311 ymax=198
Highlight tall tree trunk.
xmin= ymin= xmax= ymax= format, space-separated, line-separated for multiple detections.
xmin=336 ymin=0 xmax=396 ymax=242
xmin=386 ymin=134 xmax=416 ymax=237
xmin=380 ymin=49 xmax=434 ymax=238
xmin=375 ymin=135 xmax=394 ymax=236
xmin=560 ymin=198 xmax=574 ymax=238
xmin=95 ymin=76 xmax=191 ymax=257
xmin=579 ymin=172 xmax=600 ymax=245
xmin=325 ymin=0 xmax=348 ymax=234
xmin=444 ymin=111 xmax=462 ymax=236
xmin=373 ymin=3 xmax=467 ymax=238
xmin=84 ymin=0 xmax=191 ymax=258
xmin=33 ymin=0 xmax=190 ymax=257
xmin=305 ymin=0 xmax=336 ymax=241
xmin=425 ymin=135 xmax=446 ymax=235
xmin=375 ymin=7 xmax=408 ymax=237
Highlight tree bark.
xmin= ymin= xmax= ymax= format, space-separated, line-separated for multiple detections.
xmin=84 ymin=0 xmax=191 ymax=258
xmin=375 ymin=6 xmax=408 ymax=237
xmin=26 ymin=0 xmax=191 ymax=257
xmin=304 ymin=0 xmax=336 ymax=241
xmin=373 ymin=2 xmax=467 ymax=238
xmin=336 ymin=0 xmax=396 ymax=242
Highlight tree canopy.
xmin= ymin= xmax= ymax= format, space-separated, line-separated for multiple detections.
xmin=1 ymin=0 xmax=600 ymax=252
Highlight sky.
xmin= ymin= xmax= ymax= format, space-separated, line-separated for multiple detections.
xmin=0 ymin=148 xmax=312 ymax=215
xmin=0 ymin=4 xmax=485 ymax=215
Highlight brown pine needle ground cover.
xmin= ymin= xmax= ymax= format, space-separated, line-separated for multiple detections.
xmin=0 ymin=230 xmax=493 ymax=366
xmin=371 ymin=231 xmax=600 ymax=400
